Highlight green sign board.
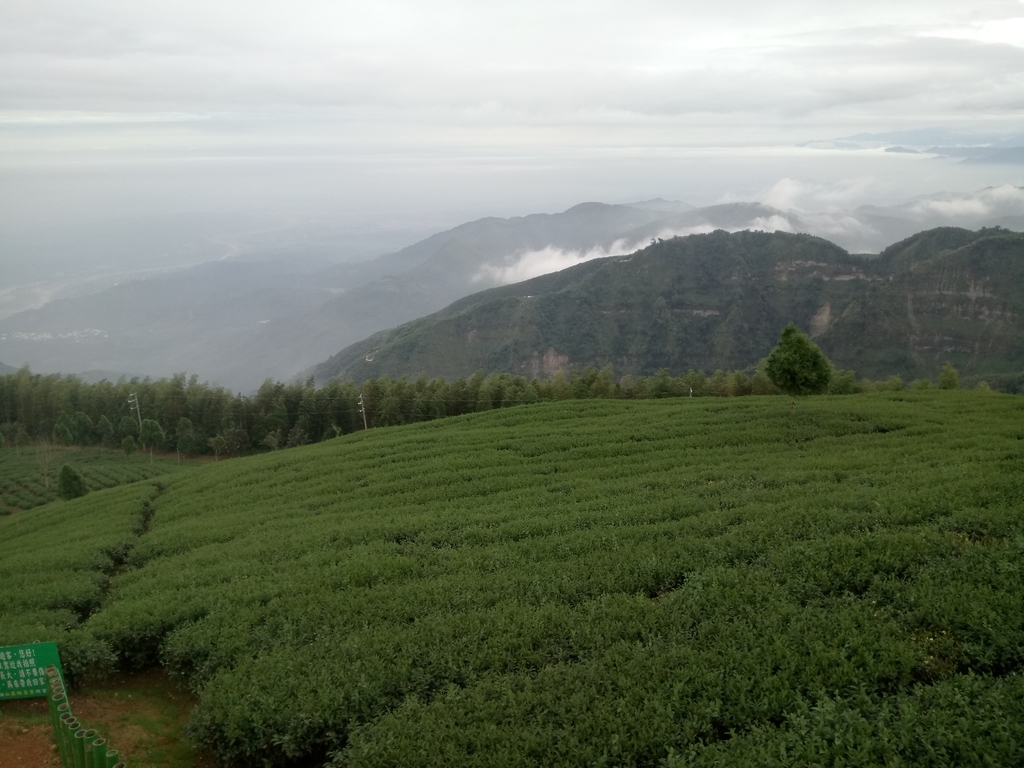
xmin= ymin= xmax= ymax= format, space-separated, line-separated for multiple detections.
xmin=0 ymin=642 xmax=63 ymax=700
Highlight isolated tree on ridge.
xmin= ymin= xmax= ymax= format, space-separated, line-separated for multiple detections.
xmin=764 ymin=323 xmax=833 ymax=411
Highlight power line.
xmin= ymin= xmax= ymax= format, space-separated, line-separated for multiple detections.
xmin=357 ymin=393 xmax=368 ymax=431
xmin=127 ymin=393 xmax=143 ymax=431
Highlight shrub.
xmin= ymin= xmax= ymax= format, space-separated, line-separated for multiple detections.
xmin=56 ymin=464 xmax=88 ymax=501
xmin=939 ymin=361 xmax=960 ymax=390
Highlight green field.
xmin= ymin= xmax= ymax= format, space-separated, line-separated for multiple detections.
xmin=0 ymin=446 xmax=202 ymax=515
xmin=2 ymin=392 xmax=1023 ymax=767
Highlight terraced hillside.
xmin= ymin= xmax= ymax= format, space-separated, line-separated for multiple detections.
xmin=0 ymin=446 xmax=201 ymax=514
xmin=2 ymin=392 xmax=1023 ymax=767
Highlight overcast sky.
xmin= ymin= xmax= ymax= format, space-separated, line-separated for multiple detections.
xmin=2 ymin=0 xmax=1023 ymax=232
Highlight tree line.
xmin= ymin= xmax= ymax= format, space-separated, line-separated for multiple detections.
xmin=0 ymin=355 xmax=970 ymax=460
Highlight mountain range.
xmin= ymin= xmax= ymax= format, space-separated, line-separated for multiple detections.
xmin=312 ymin=226 xmax=1024 ymax=384
xmin=803 ymin=129 xmax=1024 ymax=162
xmin=1 ymin=189 xmax=1022 ymax=391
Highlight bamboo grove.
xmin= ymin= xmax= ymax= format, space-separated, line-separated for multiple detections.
xmin=0 ymin=362 xmax=984 ymax=460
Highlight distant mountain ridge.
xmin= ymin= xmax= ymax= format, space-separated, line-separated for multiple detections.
xmin=2 ymin=190 xmax=1022 ymax=391
xmin=803 ymin=129 xmax=1024 ymax=162
xmin=311 ymin=226 xmax=1024 ymax=384
xmin=0 ymin=203 xmax=669 ymax=390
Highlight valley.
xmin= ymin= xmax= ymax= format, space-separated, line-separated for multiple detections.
xmin=3 ymin=189 xmax=1023 ymax=392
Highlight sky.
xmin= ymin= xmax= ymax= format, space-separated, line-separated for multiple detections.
xmin=1 ymin=0 xmax=1023 ymax=242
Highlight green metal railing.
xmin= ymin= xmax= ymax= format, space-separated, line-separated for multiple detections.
xmin=45 ymin=665 xmax=125 ymax=768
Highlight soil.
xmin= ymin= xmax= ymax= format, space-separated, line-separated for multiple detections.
xmin=0 ymin=709 xmax=61 ymax=766
xmin=0 ymin=668 xmax=219 ymax=768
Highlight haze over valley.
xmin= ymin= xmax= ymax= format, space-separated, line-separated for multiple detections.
xmin=2 ymin=182 xmax=1023 ymax=391
xmin=3 ymin=0 xmax=1024 ymax=388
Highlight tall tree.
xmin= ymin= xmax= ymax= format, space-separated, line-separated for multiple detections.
xmin=223 ymin=426 xmax=251 ymax=457
xmin=285 ymin=424 xmax=309 ymax=448
xmin=208 ymin=435 xmax=226 ymax=461
xmin=118 ymin=415 xmax=139 ymax=439
xmin=139 ymin=418 xmax=165 ymax=462
xmin=52 ymin=421 xmax=73 ymax=447
xmin=176 ymin=417 xmax=194 ymax=462
xmin=36 ymin=438 xmax=60 ymax=489
xmin=72 ymin=411 xmax=93 ymax=445
xmin=96 ymin=415 xmax=115 ymax=447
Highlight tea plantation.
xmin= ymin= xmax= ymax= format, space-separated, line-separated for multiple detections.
xmin=0 ymin=446 xmax=200 ymax=514
xmin=2 ymin=392 xmax=1023 ymax=767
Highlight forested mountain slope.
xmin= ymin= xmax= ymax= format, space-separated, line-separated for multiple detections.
xmin=0 ymin=203 xmax=669 ymax=391
xmin=6 ymin=191 xmax=1021 ymax=391
xmin=313 ymin=227 xmax=1024 ymax=383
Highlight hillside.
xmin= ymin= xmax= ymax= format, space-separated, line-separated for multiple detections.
xmin=5 ymin=191 xmax=1022 ymax=392
xmin=0 ymin=446 xmax=201 ymax=515
xmin=313 ymin=227 xmax=1024 ymax=383
xmin=0 ymin=203 xmax=670 ymax=391
xmin=2 ymin=393 xmax=1023 ymax=766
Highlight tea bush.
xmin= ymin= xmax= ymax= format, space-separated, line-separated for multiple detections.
xmin=1 ymin=392 xmax=1022 ymax=766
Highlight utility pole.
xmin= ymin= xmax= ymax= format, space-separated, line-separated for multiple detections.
xmin=128 ymin=393 xmax=143 ymax=431
xmin=358 ymin=393 xmax=368 ymax=430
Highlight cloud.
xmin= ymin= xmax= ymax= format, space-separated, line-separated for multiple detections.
xmin=475 ymin=223 xmax=748 ymax=287
xmin=748 ymin=215 xmax=795 ymax=233
xmin=473 ymin=215 xmax=844 ymax=288
xmin=900 ymin=184 xmax=1024 ymax=220
xmin=4 ymin=1 xmax=1024 ymax=238
xmin=912 ymin=198 xmax=991 ymax=218
xmin=2 ymin=1 xmax=1023 ymax=150
xmin=652 ymin=225 xmax=720 ymax=239
xmin=760 ymin=177 xmax=878 ymax=211
xmin=473 ymin=240 xmax=637 ymax=286
xmin=799 ymin=213 xmax=879 ymax=239
xmin=924 ymin=17 xmax=1024 ymax=47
